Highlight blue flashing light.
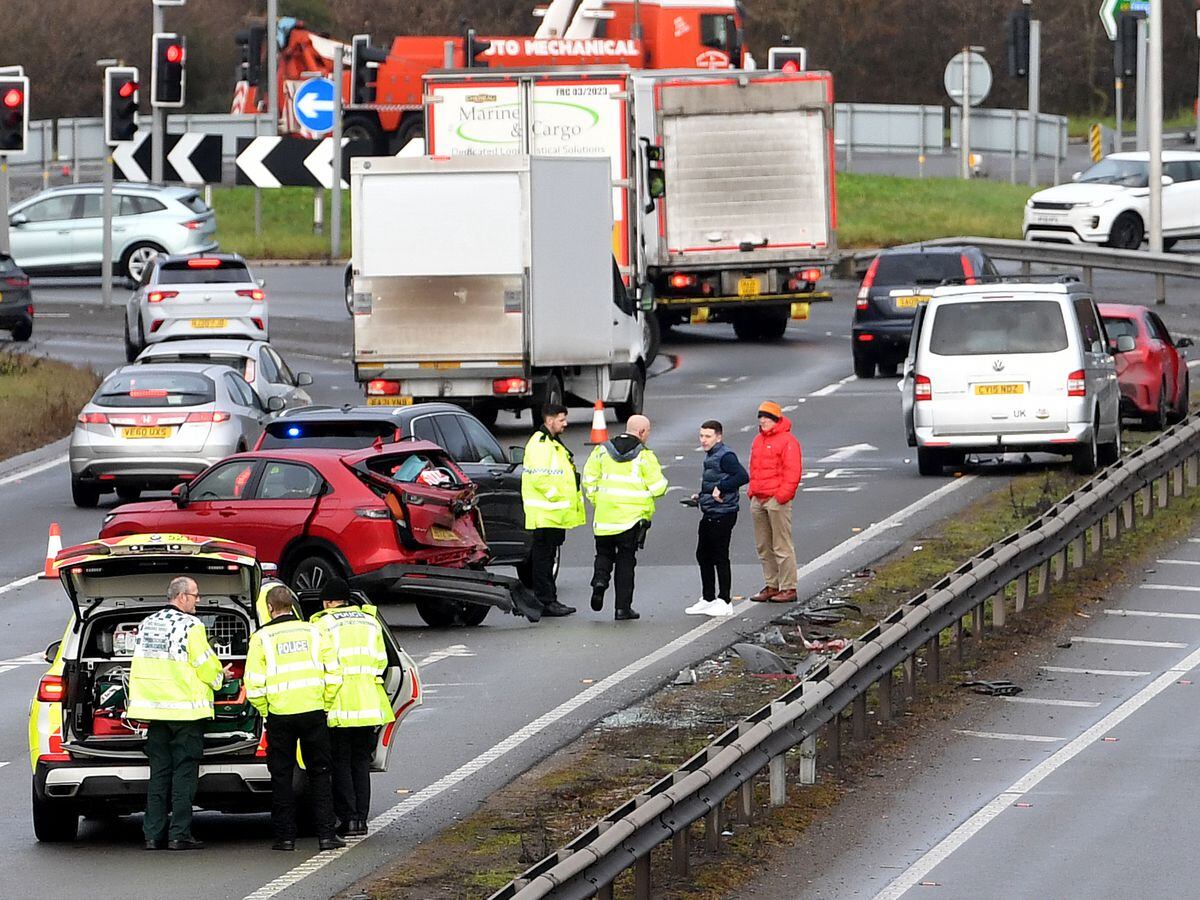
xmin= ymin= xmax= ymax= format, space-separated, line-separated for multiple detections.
xmin=286 ymin=426 xmax=301 ymax=438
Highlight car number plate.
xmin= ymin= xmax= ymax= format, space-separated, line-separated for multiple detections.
xmin=895 ymin=295 xmax=930 ymax=309
xmin=191 ymin=318 xmax=227 ymax=329
xmin=121 ymin=426 xmax=173 ymax=439
xmin=366 ymin=396 xmax=414 ymax=407
xmin=1033 ymin=214 xmax=1062 ymax=225
xmin=430 ymin=525 xmax=457 ymax=541
xmin=737 ymin=277 xmax=761 ymax=298
xmin=975 ymin=383 xmax=1025 ymax=396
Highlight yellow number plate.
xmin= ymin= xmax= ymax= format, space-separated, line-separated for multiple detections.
xmin=367 ymin=396 xmax=414 ymax=407
xmin=121 ymin=426 xmax=173 ymax=439
xmin=191 ymin=318 xmax=228 ymax=329
xmin=975 ymin=383 xmax=1025 ymax=396
xmin=737 ymin=277 xmax=761 ymax=297
xmin=895 ymin=295 xmax=930 ymax=309
xmin=430 ymin=525 xmax=458 ymax=541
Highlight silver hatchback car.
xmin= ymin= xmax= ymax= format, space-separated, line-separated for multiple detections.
xmin=124 ymin=253 xmax=269 ymax=358
xmin=134 ymin=339 xmax=314 ymax=409
xmin=7 ymin=183 xmax=217 ymax=282
xmin=70 ymin=363 xmax=283 ymax=507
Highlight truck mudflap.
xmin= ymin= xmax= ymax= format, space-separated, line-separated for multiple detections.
xmin=350 ymin=565 xmax=542 ymax=623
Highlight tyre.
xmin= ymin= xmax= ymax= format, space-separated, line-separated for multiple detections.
xmin=1099 ymin=421 xmax=1122 ymax=467
xmin=1105 ymin=212 xmax=1144 ymax=250
xmin=853 ymin=354 xmax=876 ymax=379
xmin=123 ymin=318 xmax=139 ymax=362
xmin=916 ymin=446 xmax=943 ymax=476
xmin=530 ymin=372 xmax=565 ymax=427
xmin=71 ymin=477 xmax=100 ymax=509
xmin=415 ymin=599 xmax=489 ymax=627
xmin=641 ymin=310 xmax=661 ymax=366
xmin=287 ymin=553 xmax=345 ymax=595
xmin=654 ymin=309 xmax=674 ymax=338
xmin=1071 ymin=424 xmax=1099 ymax=475
xmin=614 ymin=367 xmax=645 ymax=420
xmin=32 ymin=787 xmax=78 ymax=843
xmin=115 ymin=485 xmax=141 ymax=502
xmin=756 ymin=308 xmax=789 ymax=341
xmin=344 ymin=264 xmax=354 ymax=317
xmin=343 ymin=114 xmax=386 ymax=155
xmin=1145 ymin=380 xmax=1169 ymax=431
xmin=390 ymin=115 xmax=425 ymax=155
xmin=1171 ymin=372 xmax=1190 ymax=423
xmin=878 ymin=361 xmax=899 ymax=378
xmin=731 ymin=312 xmax=760 ymax=341
xmin=11 ymin=319 xmax=31 ymax=342
xmin=120 ymin=242 xmax=165 ymax=283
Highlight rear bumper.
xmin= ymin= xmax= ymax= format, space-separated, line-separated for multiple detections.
xmin=352 ymin=563 xmax=541 ymax=622
xmin=852 ymin=321 xmax=912 ymax=361
xmin=655 ymin=290 xmax=833 ymax=310
xmin=146 ymin=314 xmax=268 ymax=343
xmin=69 ymin=453 xmax=223 ymax=486
xmin=1119 ymin=381 xmax=1156 ymax=417
xmin=915 ymin=421 xmax=1093 ymax=453
xmin=35 ymin=758 xmax=271 ymax=813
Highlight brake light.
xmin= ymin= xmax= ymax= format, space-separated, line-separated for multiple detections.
xmin=669 ymin=272 xmax=696 ymax=289
xmin=367 ymin=379 xmax=400 ymax=396
xmin=182 ymin=219 xmax=206 ymax=230
xmin=129 ymin=388 xmax=168 ymax=398
xmin=492 ymin=377 xmax=529 ymax=395
xmin=801 ymin=267 xmax=822 ymax=283
xmin=147 ymin=290 xmax=178 ymax=303
xmin=857 ymin=334 xmax=874 ymax=341
xmin=187 ymin=257 xmax=222 ymax=268
xmin=858 ymin=257 xmax=880 ymax=301
xmin=77 ymin=412 xmax=109 ymax=424
xmin=186 ymin=411 xmax=232 ymax=423
xmin=150 ymin=320 xmax=164 ymax=332
xmin=251 ymin=318 xmax=265 ymax=331
xmin=961 ymin=254 xmax=976 ymax=285
xmin=37 ymin=674 xmax=65 ymax=703
xmin=237 ymin=289 xmax=265 ymax=301
xmin=4 ymin=275 xmax=29 ymax=288
xmin=1068 ymin=370 xmax=1087 ymax=397
xmin=914 ymin=374 xmax=932 ymax=401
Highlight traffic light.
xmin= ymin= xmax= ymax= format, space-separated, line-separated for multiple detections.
xmin=0 ymin=76 xmax=29 ymax=154
xmin=1006 ymin=7 xmax=1031 ymax=78
xmin=465 ymin=28 xmax=492 ymax=68
xmin=767 ymin=47 xmax=807 ymax=72
xmin=104 ymin=67 xmax=139 ymax=146
xmin=1116 ymin=10 xmax=1144 ymax=79
xmin=235 ymin=24 xmax=265 ymax=86
xmin=641 ymin=139 xmax=666 ymax=213
xmin=152 ymin=33 xmax=186 ymax=107
xmin=350 ymin=34 xmax=388 ymax=105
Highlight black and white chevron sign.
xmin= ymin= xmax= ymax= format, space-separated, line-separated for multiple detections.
xmin=113 ymin=131 xmax=222 ymax=185
xmin=235 ymin=136 xmax=371 ymax=189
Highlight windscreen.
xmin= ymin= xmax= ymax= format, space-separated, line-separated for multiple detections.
xmin=1101 ymin=316 xmax=1138 ymax=341
xmin=158 ymin=260 xmax=252 ymax=284
xmin=1078 ymin=158 xmax=1147 ymax=187
xmin=929 ymin=300 xmax=1068 ymax=356
xmin=874 ymin=254 xmax=965 ymax=287
xmin=94 ymin=371 xmax=215 ymax=407
xmin=259 ymin=420 xmax=398 ymax=449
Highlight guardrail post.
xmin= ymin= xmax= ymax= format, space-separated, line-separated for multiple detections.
xmin=1070 ymin=534 xmax=1085 ymax=569
xmin=1090 ymin=522 xmax=1103 ymax=558
xmin=904 ymin=655 xmax=919 ymax=704
xmin=877 ymin=670 xmax=893 ymax=722
xmin=799 ymin=683 xmax=818 ymax=784
xmin=992 ymin=590 xmax=1006 ymax=628
xmin=1142 ymin=485 xmax=1154 ymax=519
xmin=852 ymin=693 xmax=868 ymax=741
xmin=1015 ymin=572 xmax=1029 ymax=613
xmin=1021 ymin=261 xmax=1032 ymax=278
xmin=972 ymin=602 xmax=984 ymax=636
xmin=1173 ymin=465 xmax=1184 ymax=497
xmin=1156 ymin=272 xmax=1166 ymax=306
xmin=955 ymin=616 xmax=965 ymax=662
xmin=1157 ymin=476 xmax=1169 ymax=509
xmin=1083 ymin=266 xmax=1094 ymax=289
xmin=635 ymin=854 xmax=651 ymax=899
xmin=598 ymin=884 xmax=614 ymax=900
xmin=739 ymin=778 xmax=755 ymax=824
xmin=1123 ymin=495 xmax=1136 ymax=531
xmin=1187 ymin=456 xmax=1198 ymax=489
xmin=1052 ymin=549 xmax=1066 ymax=582
xmin=926 ymin=636 xmax=941 ymax=684
xmin=769 ymin=754 xmax=787 ymax=807
xmin=1034 ymin=561 xmax=1050 ymax=598
xmin=705 ymin=806 xmax=721 ymax=852
xmin=672 ymin=828 xmax=689 ymax=876
xmin=1106 ymin=510 xmax=1119 ymax=541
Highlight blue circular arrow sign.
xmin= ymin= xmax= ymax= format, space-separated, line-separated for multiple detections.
xmin=293 ymin=78 xmax=336 ymax=134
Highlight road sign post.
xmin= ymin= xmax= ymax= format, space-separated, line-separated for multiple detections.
xmin=944 ymin=49 xmax=991 ymax=181
xmin=1148 ymin=0 xmax=1163 ymax=303
xmin=293 ymin=78 xmax=336 ymax=135
xmin=151 ymin=2 xmax=164 ymax=182
xmin=332 ymin=50 xmax=344 ymax=260
xmin=1137 ymin=17 xmax=1148 ymax=151
xmin=1028 ymin=19 xmax=1040 ymax=186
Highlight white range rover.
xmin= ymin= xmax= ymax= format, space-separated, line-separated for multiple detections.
xmin=1023 ymin=150 xmax=1200 ymax=250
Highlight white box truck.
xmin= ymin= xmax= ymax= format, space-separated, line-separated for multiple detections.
xmin=349 ymin=154 xmax=649 ymax=424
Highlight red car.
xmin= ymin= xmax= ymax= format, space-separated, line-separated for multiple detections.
xmin=100 ymin=442 xmax=537 ymax=626
xmin=1099 ymin=303 xmax=1193 ymax=429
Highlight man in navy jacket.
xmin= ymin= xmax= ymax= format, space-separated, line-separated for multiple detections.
xmin=685 ymin=420 xmax=750 ymax=617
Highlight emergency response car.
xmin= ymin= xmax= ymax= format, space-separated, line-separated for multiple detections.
xmin=29 ymin=534 xmax=421 ymax=842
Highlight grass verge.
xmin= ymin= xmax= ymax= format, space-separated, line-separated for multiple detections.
xmin=1066 ymin=108 xmax=1196 ymax=139
xmin=345 ymin=454 xmax=1200 ymax=899
xmin=0 ymin=352 xmax=100 ymax=461
xmin=209 ymin=186 xmax=350 ymax=260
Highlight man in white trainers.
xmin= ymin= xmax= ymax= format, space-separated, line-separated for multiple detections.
xmin=685 ymin=420 xmax=748 ymax=618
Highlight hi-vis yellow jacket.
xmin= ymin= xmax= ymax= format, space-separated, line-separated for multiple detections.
xmin=583 ymin=436 xmax=668 ymax=536
xmin=311 ymin=605 xmax=395 ymax=728
xmin=245 ymin=615 xmax=341 ymax=717
xmin=521 ymin=429 xmax=585 ymax=530
xmin=127 ymin=607 xmax=225 ymax=721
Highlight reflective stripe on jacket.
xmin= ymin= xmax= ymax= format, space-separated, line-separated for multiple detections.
xmin=583 ymin=438 xmax=668 ymax=536
xmin=127 ymin=607 xmax=224 ymax=722
xmin=245 ymin=616 xmax=341 ymax=717
xmin=312 ymin=605 xmax=395 ymax=728
xmin=521 ymin=429 xmax=586 ymax=530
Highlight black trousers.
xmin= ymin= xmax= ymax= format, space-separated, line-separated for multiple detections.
xmin=697 ymin=512 xmax=738 ymax=602
xmin=265 ymin=709 xmax=336 ymax=842
xmin=143 ymin=719 xmax=204 ymax=842
xmin=330 ymin=725 xmax=376 ymax=823
xmin=530 ymin=527 xmax=565 ymax=603
xmin=592 ymin=526 xmax=640 ymax=611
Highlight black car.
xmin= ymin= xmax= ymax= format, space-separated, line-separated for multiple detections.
xmin=0 ymin=253 xmax=33 ymax=342
xmin=851 ymin=246 xmax=998 ymax=378
xmin=256 ymin=403 xmax=535 ymax=579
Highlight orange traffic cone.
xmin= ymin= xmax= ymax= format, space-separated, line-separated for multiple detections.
xmin=588 ymin=400 xmax=609 ymax=445
xmin=42 ymin=523 xmax=62 ymax=578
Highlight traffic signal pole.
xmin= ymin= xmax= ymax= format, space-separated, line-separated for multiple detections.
xmin=1028 ymin=18 xmax=1040 ymax=187
xmin=151 ymin=2 xmax=164 ymax=182
xmin=102 ymin=153 xmax=114 ymax=307
xmin=331 ymin=50 xmax=343 ymax=261
xmin=0 ymin=162 xmax=9 ymax=255
xmin=1148 ymin=0 xmax=1164 ymax=304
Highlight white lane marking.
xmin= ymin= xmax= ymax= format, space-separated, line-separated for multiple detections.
xmin=875 ymin=644 xmax=1200 ymax=900
xmin=818 ymin=443 xmax=879 ymax=464
xmin=417 ymin=644 xmax=474 ymax=667
xmin=955 ymin=729 xmax=1064 ymax=743
xmin=1188 ymin=359 xmax=1200 ymax=369
xmin=0 ymin=653 xmax=49 ymax=665
xmin=1140 ymin=584 xmax=1200 ymax=593
xmin=810 ymin=374 xmax=857 ymax=397
xmin=0 ymin=762 xmax=9 ymax=771
xmin=1040 ymin=665 xmax=1151 ymax=676
xmin=245 ymin=472 xmax=977 ymax=900
xmin=0 ymin=666 xmax=16 ymax=677
xmin=1071 ymin=636 xmax=1187 ymax=649
xmin=0 ymin=573 xmax=40 ymax=597
xmin=0 ymin=452 xmax=67 ymax=488
xmin=1106 ymin=608 xmax=1200 ymax=620
xmin=1000 ymin=697 xmax=1100 ymax=709
xmin=1157 ymin=558 xmax=1200 ymax=566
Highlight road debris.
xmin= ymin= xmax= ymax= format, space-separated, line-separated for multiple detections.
xmin=958 ymin=679 xmax=1023 ymax=696
xmin=673 ymin=668 xmax=698 ymax=686
xmin=731 ymin=642 xmax=792 ymax=675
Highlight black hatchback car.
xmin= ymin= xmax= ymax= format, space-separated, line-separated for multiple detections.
xmin=255 ymin=403 xmax=534 ymax=578
xmin=0 ymin=252 xmax=33 ymax=342
xmin=851 ymin=246 xmax=998 ymax=378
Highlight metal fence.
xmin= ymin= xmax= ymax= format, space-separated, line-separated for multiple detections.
xmin=834 ymin=102 xmax=944 ymax=157
xmin=949 ymin=107 xmax=1069 ymax=182
xmin=490 ymin=415 xmax=1200 ymax=899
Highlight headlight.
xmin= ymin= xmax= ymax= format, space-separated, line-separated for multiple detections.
xmin=1078 ymin=198 xmax=1113 ymax=208
xmin=1025 ymin=198 xmax=1035 ymax=208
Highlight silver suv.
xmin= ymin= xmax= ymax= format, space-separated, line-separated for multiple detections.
xmin=901 ymin=279 xmax=1122 ymax=476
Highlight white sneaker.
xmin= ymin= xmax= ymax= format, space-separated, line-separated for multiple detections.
xmin=685 ymin=598 xmax=718 ymax=615
xmin=702 ymin=600 xmax=734 ymax=617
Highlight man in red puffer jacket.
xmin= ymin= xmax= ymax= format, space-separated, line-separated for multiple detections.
xmin=747 ymin=401 xmax=803 ymax=602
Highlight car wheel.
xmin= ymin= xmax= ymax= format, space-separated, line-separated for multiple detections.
xmin=344 ymin=265 xmax=354 ymax=316
xmin=1146 ymin=380 xmax=1169 ymax=431
xmin=731 ymin=312 xmax=761 ymax=341
xmin=136 ymin=317 xmax=147 ymax=353
xmin=916 ymin=447 xmax=943 ymax=476
xmin=123 ymin=319 xmax=139 ymax=362
xmin=288 ymin=553 xmax=344 ymax=595
xmin=343 ymin=114 xmax=386 ymax=155
xmin=1071 ymin=421 xmax=1099 ymax=475
xmin=414 ymin=599 xmax=490 ymax=627
xmin=853 ymin=354 xmax=876 ymax=379
xmin=115 ymin=485 xmax=141 ymax=502
xmin=1105 ymin=212 xmax=1144 ymax=251
xmin=756 ymin=309 xmax=789 ymax=342
xmin=614 ymin=366 xmax=645 ymax=420
xmin=1171 ymin=372 xmax=1190 ymax=423
xmin=1099 ymin=419 xmax=1123 ymax=467
xmin=11 ymin=319 xmax=31 ymax=342
xmin=641 ymin=310 xmax=661 ymax=366
xmin=71 ymin=478 xmax=100 ymax=509
xmin=120 ymin=242 xmax=165 ymax=283
xmin=878 ymin=361 xmax=899 ymax=378
xmin=32 ymin=787 xmax=79 ymax=843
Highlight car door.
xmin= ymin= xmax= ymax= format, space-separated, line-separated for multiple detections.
xmin=456 ymin=413 xmax=528 ymax=562
xmin=8 ymin=194 xmax=78 ymax=270
xmin=1147 ymin=311 xmax=1183 ymax=403
xmin=1073 ymin=297 xmax=1118 ymax=433
xmin=371 ymin=626 xmax=422 ymax=772
xmin=901 ymin=304 xmax=926 ymax=446
xmin=1162 ymin=161 xmax=1200 ymax=235
xmin=241 ymin=460 xmax=326 ymax=560
xmin=68 ymin=192 xmax=105 ymax=268
xmin=178 ymin=458 xmax=263 ymax=540
xmin=224 ymin=372 xmax=268 ymax=444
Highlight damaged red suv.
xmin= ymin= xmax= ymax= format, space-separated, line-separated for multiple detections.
xmin=100 ymin=442 xmax=536 ymax=627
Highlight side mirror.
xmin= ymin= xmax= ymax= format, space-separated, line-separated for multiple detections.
xmin=171 ymin=482 xmax=190 ymax=508
xmin=266 ymin=395 xmax=286 ymax=412
xmin=1176 ymin=337 xmax=1194 ymax=349
xmin=256 ymin=277 xmax=266 ymax=288
xmin=1162 ymin=175 xmax=1175 ymax=187
xmin=507 ymin=446 xmax=525 ymax=466
xmin=1116 ymin=334 xmax=1137 ymax=353
xmin=638 ymin=282 xmax=655 ymax=313
xmin=43 ymin=640 xmax=61 ymax=664
xmin=1071 ymin=171 xmax=1081 ymax=182
xmin=10 ymin=212 xmax=28 ymax=227
xmin=296 ymin=372 xmax=314 ymax=386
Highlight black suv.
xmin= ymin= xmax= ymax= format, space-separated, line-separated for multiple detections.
xmin=0 ymin=253 xmax=33 ymax=342
xmin=851 ymin=246 xmax=998 ymax=378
